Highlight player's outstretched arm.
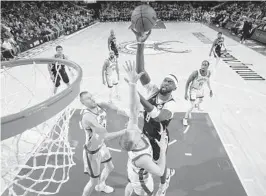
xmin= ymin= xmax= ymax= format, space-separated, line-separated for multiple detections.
xmin=136 ymin=155 xmax=165 ymax=176
xmin=123 ymin=60 xmax=144 ymax=128
xmin=207 ymin=72 xmax=213 ymax=97
xmin=138 ymin=93 xmax=173 ymax=122
xmin=184 ymin=71 xmax=197 ymax=100
xmin=98 ymin=102 xmax=128 ymax=117
xmin=104 ymin=129 xmax=126 ymax=141
xmin=82 ymin=113 xmax=126 ymax=141
xmin=131 ymin=28 xmax=152 ymax=86
xmin=102 ymin=61 xmax=107 ymax=85
xmin=135 ymin=124 xmax=167 ymax=176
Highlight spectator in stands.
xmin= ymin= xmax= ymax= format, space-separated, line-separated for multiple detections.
xmin=240 ymin=18 xmax=252 ymax=44
xmin=1 ymin=1 xmax=95 ymax=60
xmin=1 ymin=37 xmax=15 ymax=59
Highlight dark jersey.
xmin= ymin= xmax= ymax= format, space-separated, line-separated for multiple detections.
xmin=110 ymin=40 xmax=118 ymax=56
xmin=52 ymin=54 xmax=66 ymax=69
xmin=143 ymin=92 xmax=174 ymax=140
xmin=214 ymin=37 xmax=224 ymax=51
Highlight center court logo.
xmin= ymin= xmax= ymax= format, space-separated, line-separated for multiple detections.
xmin=118 ymin=40 xmax=191 ymax=55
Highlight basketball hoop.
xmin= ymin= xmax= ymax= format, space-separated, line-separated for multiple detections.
xmin=1 ymin=58 xmax=82 ymax=196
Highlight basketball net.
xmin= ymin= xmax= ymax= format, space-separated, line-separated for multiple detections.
xmin=1 ymin=59 xmax=80 ymax=196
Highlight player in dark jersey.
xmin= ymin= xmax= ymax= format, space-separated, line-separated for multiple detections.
xmin=110 ymin=37 xmax=119 ymax=58
xmin=209 ymin=32 xmax=227 ymax=79
xmin=108 ymin=30 xmax=119 ymax=58
xmin=120 ymin=61 xmax=168 ymax=196
xmin=131 ymin=29 xmax=176 ymax=196
xmin=48 ymin=45 xmax=72 ymax=94
xmin=108 ymin=29 xmax=115 ymax=51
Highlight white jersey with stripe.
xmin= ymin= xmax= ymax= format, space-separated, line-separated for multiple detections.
xmin=190 ymin=70 xmax=210 ymax=90
xmin=127 ymin=134 xmax=153 ymax=183
xmin=105 ymin=57 xmax=117 ymax=75
xmin=82 ymin=106 xmax=107 ymax=150
xmin=83 ymin=106 xmax=107 ymax=129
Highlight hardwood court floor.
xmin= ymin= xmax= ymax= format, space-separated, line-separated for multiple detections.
xmin=2 ymin=22 xmax=266 ymax=196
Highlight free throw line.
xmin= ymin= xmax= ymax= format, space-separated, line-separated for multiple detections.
xmin=108 ymin=147 xmax=122 ymax=152
xmin=168 ymin=139 xmax=177 ymax=146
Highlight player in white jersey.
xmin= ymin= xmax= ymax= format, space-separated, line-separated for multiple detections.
xmin=183 ymin=60 xmax=213 ymax=126
xmin=102 ymin=50 xmax=120 ymax=103
xmin=80 ymin=92 xmax=126 ymax=196
xmin=120 ymin=61 xmax=168 ymax=196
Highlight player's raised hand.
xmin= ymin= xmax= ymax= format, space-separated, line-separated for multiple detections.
xmin=131 ymin=28 xmax=151 ymax=43
xmin=123 ymin=60 xmax=145 ymax=84
xmin=155 ymin=123 xmax=168 ymax=153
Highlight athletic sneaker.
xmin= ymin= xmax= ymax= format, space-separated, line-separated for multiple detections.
xmin=183 ymin=118 xmax=188 ymax=126
xmin=155 ymin=168 xmax=175 ymax=196
xmin=95 ymin=184 xmax=114 ymax=193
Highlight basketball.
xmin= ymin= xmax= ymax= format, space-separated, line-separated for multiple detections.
xmin=131 ymin=4 xmax=157 ymax=33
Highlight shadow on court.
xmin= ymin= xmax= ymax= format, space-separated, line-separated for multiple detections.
xmin=2 ymin=110 xmax=247 ymax=196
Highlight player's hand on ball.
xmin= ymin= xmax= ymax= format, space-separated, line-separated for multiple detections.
xmin=210 ymin=90 xmax=213 ymax=97
xmin=131 ymin=28 xmax=151 ymax=43
xmin=123 ymin=60 xmax=144 ymax=84
xmin=156 ymin=123 xmax=168 ymax=152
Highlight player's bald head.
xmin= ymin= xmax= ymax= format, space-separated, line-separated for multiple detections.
xmin=80 ymin=91 xmax=89 ymax=99
xmin=79 ymin=91 xmax=97 ymax=108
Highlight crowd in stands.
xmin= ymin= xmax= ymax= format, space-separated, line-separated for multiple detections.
xmin=100 ymin=1 xmax=266 ymax=42
xmin=210 ymin=2 xmax=266 ymax=42
xmin=1 ymin=1 xmax=266 ymax=61
xmin=99 ymin=2 xmax=218 ymax=22
xmin=1 ymin=1 xmax=95 ymax=61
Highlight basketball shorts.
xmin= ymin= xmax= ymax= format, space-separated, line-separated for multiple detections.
xmin=128 ymin=168 xmax=154 ymax=196
xmin=51 ymin=65 xmax=69 ymax=87
xmin=143 ymin=129 xmax=169 ymax=161
xmin=106 ymin=73 xmax=118 ymax=88
xmin=111 ymin=48 xmax=119 ymax=58
xmin=214 ymin=48 xmax=221 ymax=58
xmin=190 ymin=88 xmax=204 ymax=101
xmin=83 ymin=143 xmax=112 ymax=178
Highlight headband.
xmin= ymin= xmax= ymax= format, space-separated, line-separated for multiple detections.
xmin=165 ymin=74 xmax=178 ymax=87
